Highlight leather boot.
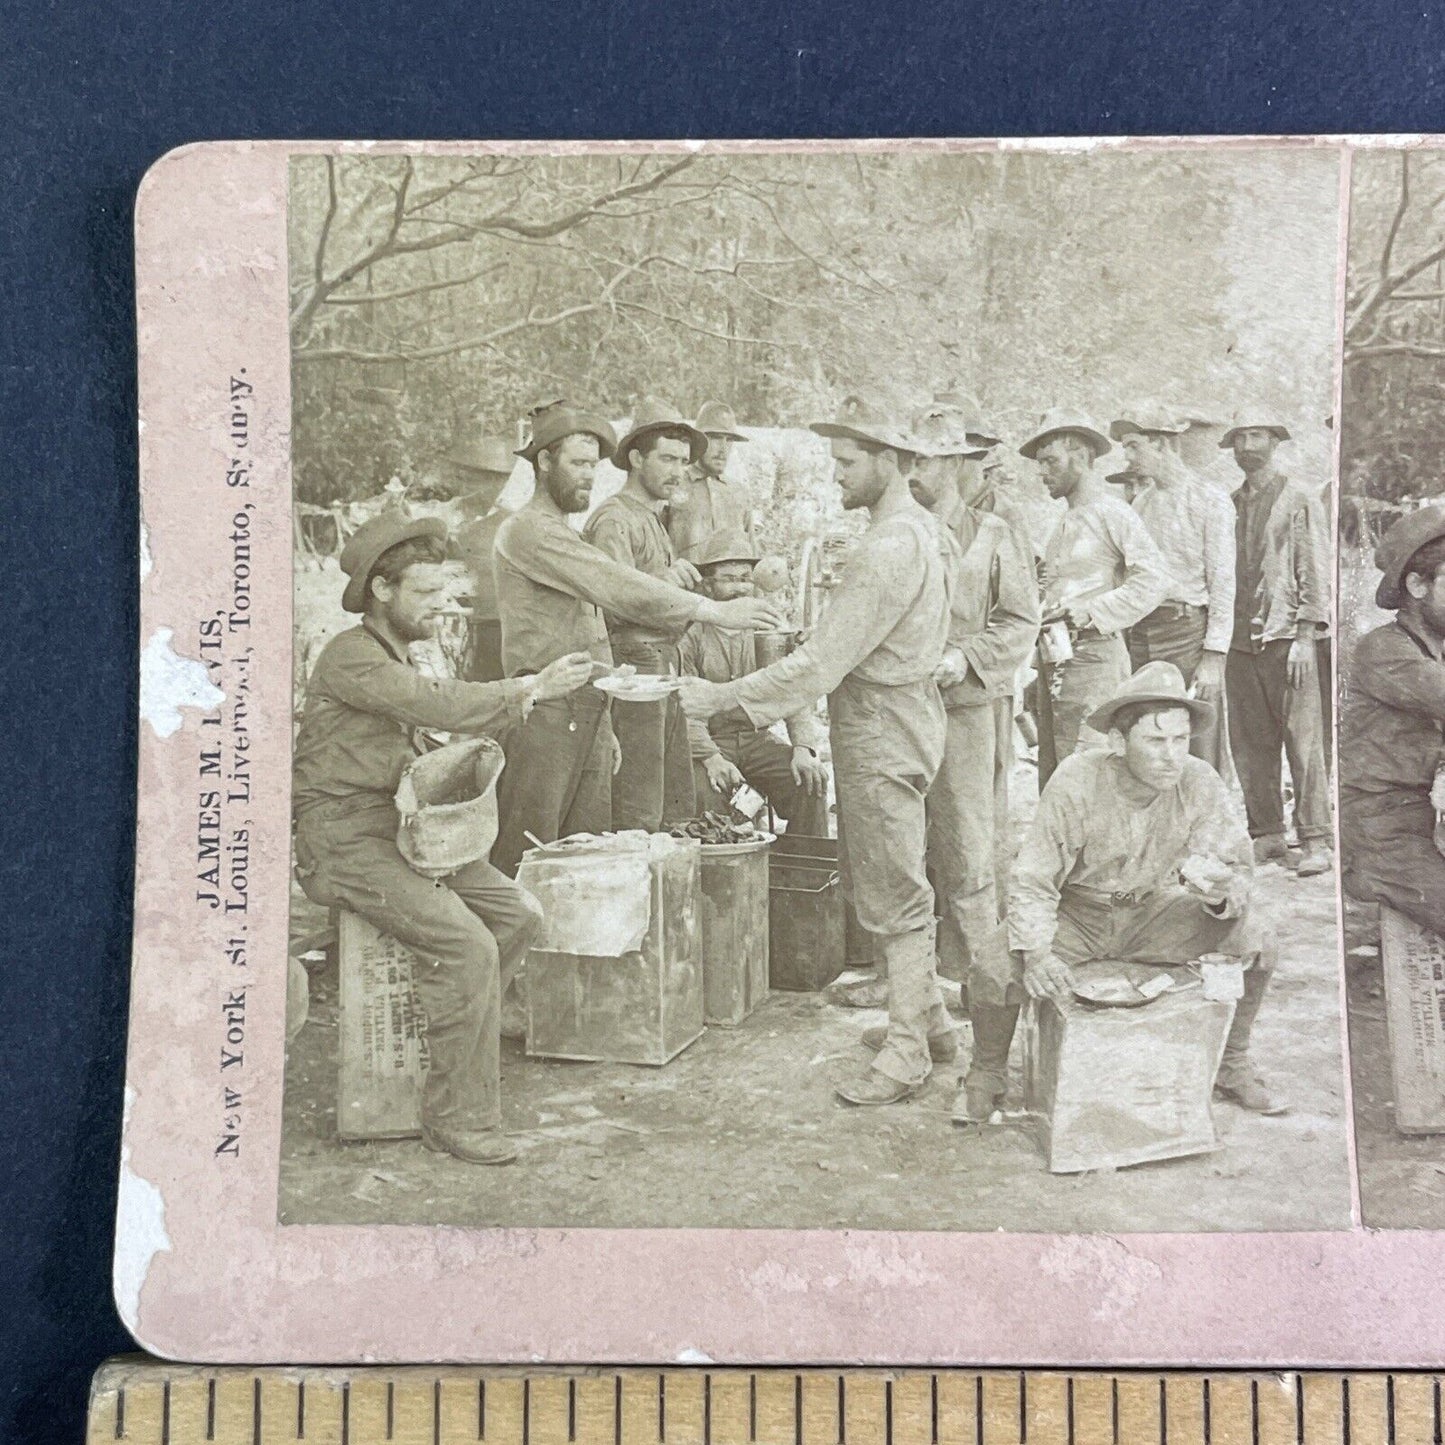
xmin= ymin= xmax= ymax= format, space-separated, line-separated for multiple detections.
xmin=953 ymin=1002 xmax=1019 ymax=1124
xmin=835 ymin=928 xmax=940 ymax=1106
xmin=1214 ymin=959 xmax=1288 ymax=1115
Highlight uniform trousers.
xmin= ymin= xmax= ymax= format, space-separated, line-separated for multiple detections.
xmin=1225 ymin=641 xmax=1332 ymax=845
xmin=694 ymin=725 xmax=830 ymax=836
xmin=926 ymin=701 xmax=1013 ymax=1005
xmin=491 ymin=689 xmax=614 ymax=877
xmin=609 ymin=639 xmax=696 ymax=832
xmin=295 ymin=799 xmax=543 ymax=1134
xmin=832 ymin=673 xmax=949 ymax=1087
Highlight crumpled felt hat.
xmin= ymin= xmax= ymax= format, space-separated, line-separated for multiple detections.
xmin=1375 ymin=503 xmax=1445 ymax=609
xmin=1018 ymin=407 xmax=1113 ymax=462
xmin=516 ymin=401 xmax=617 ymax=463
xmin=1109 ymin=403 xmax=1188 ymax=441
xmin=932 ymin=388 xmax=1001 ymax=449
xmin=446 ymin=433 xmax=515 ymax=475
xmin=339 ymin=512 xmax=448 ymax=613
xmin=614 ymin=397 xmax=707 ymax=469
xmin=1086 ymin=660 xmax=1215 ymax=735
xmin=811 ymin=394 xmax=915 ymax=452
xmin=692 ymin=527 xmax=762 ymax=570
xmin=1218 ymin=412 xmax=1292 ymax=449
xmin=910 ymin=403 xmax=991 ymax=460
xmin=694 ymin=400 xmax=748 ymax=442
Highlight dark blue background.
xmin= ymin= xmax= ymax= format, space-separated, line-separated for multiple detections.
xmin=2 ymin=3 xmax=1440 ymax=1439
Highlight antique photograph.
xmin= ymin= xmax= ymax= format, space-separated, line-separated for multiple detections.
xmin=276 ymin=143 xmax=1353 ymax=1232
xmin=1339 ymin=144 xmax=1445 ymax=1227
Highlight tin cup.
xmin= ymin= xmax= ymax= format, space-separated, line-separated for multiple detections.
xmin=1199 ymin=952 xmax=1244 ymax=1002
xmin=1041 ymin=620 xmax=1074 ymax=664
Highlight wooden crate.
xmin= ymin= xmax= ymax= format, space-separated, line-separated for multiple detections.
xmin=1023 ymin=963 xmax=1235 ymax=1174
xmin=699 ymin=839 xmax=770 ymax=1026
xmin=524 ymin=839 xmax=704 ymax=1065
xmin=1380 ymin=904 xmax=1445 ymax=1134
xmin=336 ymin=912 xmax=427 ymax=1140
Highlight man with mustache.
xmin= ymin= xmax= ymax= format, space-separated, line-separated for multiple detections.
xmin=582 ymin=399 xmax=714 ymax=833
xmin=1221 ymin=414 xmax=1332 ymax=878
xmin=1010 ymin=663 xmax=1285 ymax=1114
xmin=492 ymin=402 xmax=783 ymax=875
xmin=666 ymin=400 xmax=758 ymax=563
xmin=680 ymin=396 xmax=958 ymax=1107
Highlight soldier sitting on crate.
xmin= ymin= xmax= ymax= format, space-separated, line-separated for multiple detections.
xmin=292 ymin=513 xmax=595 ymax=1166
xmin=1341 ymin=504 xmax=1445 ymax=936
xmin=678 ymin=528 xmax=831 ymax=836
xmin=1005 ymin=663 xmax=1286 ymax=1117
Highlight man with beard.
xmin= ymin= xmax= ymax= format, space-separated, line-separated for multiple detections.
xmin=1221 ymin=414 xmax=1332 ymax=877
xmin=1111 ymin=404 xmax=1236 ymax=766
xmin=667 ymin=400 xmax=757 ymax=563
xmin=680 ymin=397 xmax=957 ymax=1107
xmin=1020 ymin=409 xmax=1169 ymax=781
xmin=1011 ymin=663 xmax=1285 ymax=1114
xmin=292 ymin=514 xmax=597 ymax=1164
xmin=447 ymin=432 xmax=516 ymax=683
xmin=583 ymin=399 xmax=713 ymax=832
xmin=899 ymin=403 xmax=1041 ymax=1121
xmin=492 ymin=402 xmax=782 ymax=875
xmin=1341 ymin=505 xmax=1445 ymax=933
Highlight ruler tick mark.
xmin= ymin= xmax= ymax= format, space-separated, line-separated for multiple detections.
xmin=886 ymin=1379 xmax=894 ymax=1445
xmin=932 ymin=1375 xmax=940 ymax=1445
xmin=1296 ymin=1375 xmax=1305 ymax=1445
xmin=796 ymin=1376 xmax=804 ymax=1445
xmin=1202 ymin=1379 xmax=1211 ymax=1445
xmin=480 ymin=1379 xmax=487 ymax=1440
xmin=1111 ymin=1378 xmax=1120 ymax=1445
xmin=298 ymin=1380 xmax=306 ymax=1440
xmin=839 ymin=1375 xmax=846 ymax=1445
xmin=342 ymin=1382 xmax=350 ymax=1445
xmin=616 ymin=1374 xmax=624 ymax=1445
xmin=162 ymin=1380 xmax=171 ymax=1445
xmin=435 ymin=1379 xmax=443 ymax=1445
xmin=704 ymin=1375 xmax=712 ymax=1445
xmin=1160 ymin=1378 xmax=1168 ymax=1445
xmin=387 ymin=1380 xmax=395 ymax=1440
xmin=208 ymin=1379 xmax=216 ymax=1442
xmin=1342 ymin=1378 xmax=1352 ymax=1445
xmin=570 ymin=1378 xmax=578 ymax=1443
xmin=115 ymin=1385 xmax=125 ymax=1440
xmin=524 ymin=1377 xmax=532 ymax=1445
xmin=1066 ymin=1377 xmax=1075 ymax=1445
xmin=660 ymin=1373 xmax=667 ymax=1443
xmin=1433 ymin=1377 xmax=1441 ymax=1445
xmin=750 ymin=1375 xmax=757 ymax=1442
xmin=254 ymin=1376 xmax=263 ymax=1445
xmin=1020 ymin=1373 xmax=1027 ymax=1445
xmin=976 ymin=1375 xmax=985 ymax=1445
xmin=1250 ymin=1379 xmax=1259 ymax=1445
xmin=1386 ymin=1376 xmax=1396 ymax=1445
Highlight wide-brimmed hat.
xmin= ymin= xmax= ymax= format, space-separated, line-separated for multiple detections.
xmin=695 ymin=401 xmax=748 ymax=442
xmin=1109 ymin=403 xmax=1188 ymax=441
xmin=339 ymin=513 xmax=447 ymax=613
xmin=1018 ymin=408 xmax=1112 ymax=461
xmin=1375 ymin=503 xmax=1445 ymax=609
xmin=910 ymin=403 xmax=991 ymax=460
xmin=1218 ymin=413 xmax=1291 ymax=449
xmin=932 ymin=388 xmax=1001 ymax=449
xmin=811 ymin=394 xmax=915 ymax=453
xmin=1086 ymin=661 xmax=1215 ymax=735
xmin=692 ymin=527 xmax=762 ymax=570
xmin=516 ymin=401 xmax=617 ymax=463
xmin=614 ymin=397 xmax=707 ymax=469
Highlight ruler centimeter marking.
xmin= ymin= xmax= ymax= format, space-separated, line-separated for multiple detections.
xmin=85 ymin=1364 xmax=1445 ymax=1445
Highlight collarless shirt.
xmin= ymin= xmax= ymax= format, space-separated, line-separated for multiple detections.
xmin=1008 ymin=750 xmax=1253 ymax=955
xmin=1132 ymin=474 xmax=1238 ymax=652
xmin=292 ymin=621 xmax=528 ymax=814
xmin=582 ymin=489 xmax=689 ymax=651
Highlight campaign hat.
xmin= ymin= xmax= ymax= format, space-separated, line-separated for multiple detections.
xmin=1086 ymin=660 xmax=1214 ymax=735
xmin=1218 ymin=412 xmax=1292 ymax=449
xmin=614 ymin=397 xmax=707 ymax=469
xmin=695 ymin=401 xmax=748 ymax=442
xmin=910 ymin=403 xmax=990 ymax=460
xmin=1375 ymin=503 xmax=1445 ymax=609
xmin=1018 ymin=407 xmax=1112 ymax=462
xmin=1109 ymin=403 xmax=1188 ymax=441
xmin=810 ymin=394 xmax=915 ymax=452
xmin=692 ymin=528 xmax=762 ymax=570
xmin=932 ymin=388 xmax=1001 ymax=449
xmin=516 ymin=401 xmax=617 ymax=463
xmin=340 ymin=512 xmax=448 ymax=613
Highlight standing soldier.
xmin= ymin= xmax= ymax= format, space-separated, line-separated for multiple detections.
xmin=292 ymin=514 xmax=597 ymax=1164
xmin=680 ymin=397 xmax=957 ymax=1107
xmin=447 ymin=433 xmax=516 ymax=683
xmin=491 ymin=402 xmax=783 ymax=875
xmin=907 ymin=404 xmax=1041 ymax=1123
xmin=1019 ymin=408 xmax=1169 ymax=780
xmin=666 ymin=401 xmax=757 ymax=562
xmin=1221 ymin=414 xmax=1333 ymax=877
xmin=678 ymin=529 xmax=831 ymax=835
xmin=1112 ymin=404 xmax=1236 ymax=766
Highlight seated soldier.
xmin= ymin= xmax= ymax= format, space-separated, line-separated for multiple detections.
xmin=1006 ymin=662 xmax=1286 ymax=1117
xmin=678 ymin=529 xmax=830 ymax=835
xmin=292 ymin=514 xmax=594 ymax=1166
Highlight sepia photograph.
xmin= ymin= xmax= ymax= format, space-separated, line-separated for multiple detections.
xmin=1339 ymin=143 xmax=1445 ymax=1227
xmin=276 ymin=142 xmax=1353 ymax=1233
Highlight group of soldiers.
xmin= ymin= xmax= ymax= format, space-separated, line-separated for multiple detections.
xmin=292 ymin=390 xmax=1331 ymax=1166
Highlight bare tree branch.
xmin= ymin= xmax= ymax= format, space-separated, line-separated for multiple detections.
xmin=323 ymin=262 xmax=505 ymax=306
xmin=1380 ymin=150 xmax=1412 ymax=286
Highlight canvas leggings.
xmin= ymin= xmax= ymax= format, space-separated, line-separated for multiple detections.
xmin=609 ymin=640 xmax=697 ymax=832
xmin=1225 ymin=641 xmax=1331 ymax=844
xmin=295 ymin=799 xmax=543 ymax=1135
xmin=492 ymin=688 xmax=614 ymax=877
xmin=832 ymin=674 xmax=949 ymax=1087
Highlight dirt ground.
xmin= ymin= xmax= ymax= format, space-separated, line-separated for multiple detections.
xmin=1343 ymin=900 xmax=1445 ymax=1228
xmin=279 ymin=855 xmax=1353 ymax=1234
